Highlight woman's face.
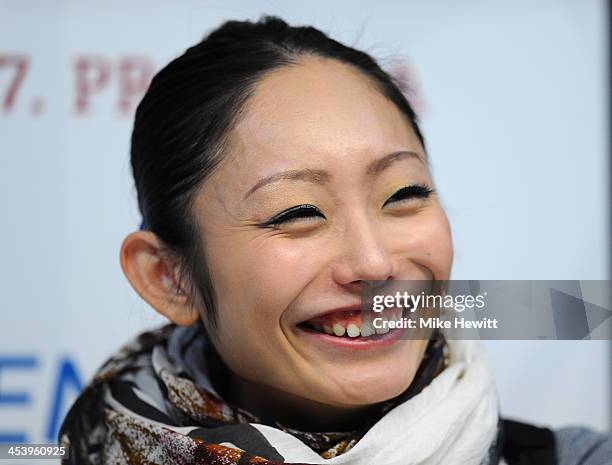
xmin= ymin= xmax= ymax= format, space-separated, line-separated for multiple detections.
xmin=194 ymin=57 xmax=453 ymax=408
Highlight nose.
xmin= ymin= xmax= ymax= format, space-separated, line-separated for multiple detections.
xmin=331 ymin=216 xmax=395 ymax=286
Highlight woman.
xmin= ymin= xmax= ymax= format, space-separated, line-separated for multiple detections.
xmin=60 ymin=16 xmax=611 ymax=465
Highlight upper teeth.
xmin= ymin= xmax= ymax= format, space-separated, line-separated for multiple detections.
xmin=360 ymin=323 xmax=375 ymax=337
xmin=375 ymin=324 xmax=390 ymax=334
xmin=332 ymin=324 xmax=346 ymax=336
xmin=307 ymin=309 xmax=401 ymax=338
xmin=346 ymin=324 xmax=360 ymax=338
xmin=314 ymin=320 xmax=392 ymax=338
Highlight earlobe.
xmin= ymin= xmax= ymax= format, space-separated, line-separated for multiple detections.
xmin=119 ymin=231 xmax=199 ymax=326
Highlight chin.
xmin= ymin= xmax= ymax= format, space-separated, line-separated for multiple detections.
xmin=323 ymin=368 xmax=417 ymax=406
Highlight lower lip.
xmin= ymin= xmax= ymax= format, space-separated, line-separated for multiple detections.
xmin=296 ymin=325 xmax=406 ymax=350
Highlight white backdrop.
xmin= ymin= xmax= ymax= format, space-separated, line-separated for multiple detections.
xmin=0 ymin=0 xmax=609 ymax=447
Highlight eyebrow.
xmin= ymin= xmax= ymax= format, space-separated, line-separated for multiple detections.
xmin=366 ymin=150 xmax=423 ymax=177
xmin=243 ymin=150 xmax=423 ymax=200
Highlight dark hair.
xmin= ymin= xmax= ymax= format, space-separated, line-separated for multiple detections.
xmin=130 ymin=15 xmax=425 ymax=329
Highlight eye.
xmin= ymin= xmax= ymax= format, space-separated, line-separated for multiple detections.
xmin=263 ymin=204 xmax=325 ymax=227
xmin=382 ymin=184 xmax=434 ymax=208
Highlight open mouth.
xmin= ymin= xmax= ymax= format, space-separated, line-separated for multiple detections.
xmin=297 ymin=308 xmax=403 ymax=339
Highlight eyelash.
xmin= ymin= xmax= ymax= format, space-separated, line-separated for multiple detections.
xmin=381 ymin=183 xmax=434 ymax=208
xmin=261 ymin=184 xmax=434 ymax=227
xmin=263 ymin=204 xmax=323 ymax=227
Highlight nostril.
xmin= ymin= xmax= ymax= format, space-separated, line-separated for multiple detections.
xmin=366 ymin=276 xmax=394 ymax=290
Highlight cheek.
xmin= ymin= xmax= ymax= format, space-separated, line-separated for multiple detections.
xmin=390 ymin=206 xmax=453 ymax=279
xmin=420 ymin=208 xmax=453 ymax=278
xmin=202 ymin=238 xmax=312 ymax=380
xmin=243 ymin=243 xmax=315 ymax=305
xmin=206 ymin=234 xmax=323 ymax=328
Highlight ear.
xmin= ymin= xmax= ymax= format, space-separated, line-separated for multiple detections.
xmin=119 ymin=231 xmax=199 ymax=326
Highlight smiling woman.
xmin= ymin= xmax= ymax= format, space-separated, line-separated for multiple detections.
xmin=58 ymin=16 xmax=610 ymax=465
xmin=189 ymin=56 xmax=452 ymax=418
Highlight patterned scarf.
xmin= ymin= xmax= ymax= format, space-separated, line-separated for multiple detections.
xmin=59 ymin=322 xmax=501 ymax=464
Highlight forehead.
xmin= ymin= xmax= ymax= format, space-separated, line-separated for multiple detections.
xmin=221 ymin=57 xmax=421 ymax=180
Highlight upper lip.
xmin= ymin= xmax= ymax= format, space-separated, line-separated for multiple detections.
xmin=297 ymin=304 xmax=362 ymax=325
